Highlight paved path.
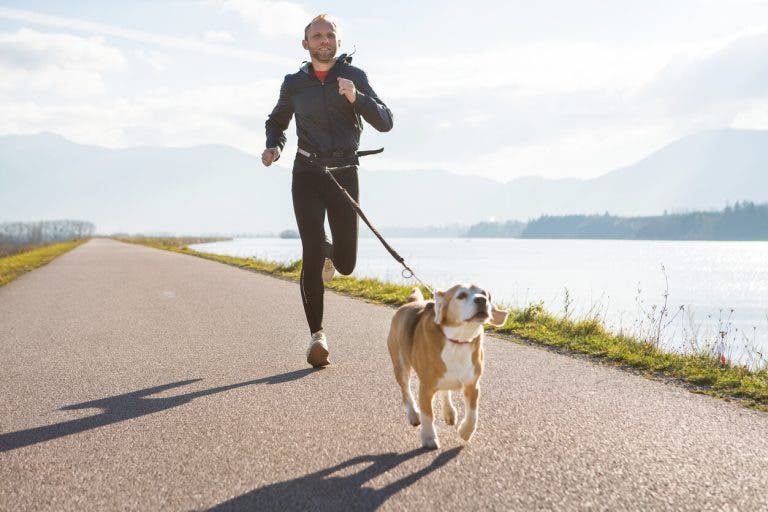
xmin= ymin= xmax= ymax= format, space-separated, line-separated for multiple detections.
xmin=1 ymin=238 xmax=767 ymax=511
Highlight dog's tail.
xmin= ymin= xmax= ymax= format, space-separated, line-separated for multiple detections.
xmin=406 ymin=287 xmax=424 ymax=303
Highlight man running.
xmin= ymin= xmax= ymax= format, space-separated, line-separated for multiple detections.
xmin=262 ymin=14 xmax=393 ymax=367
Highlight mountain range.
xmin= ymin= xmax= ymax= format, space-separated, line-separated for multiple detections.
xmin=1 ymin=129 xmax=767 ymax=235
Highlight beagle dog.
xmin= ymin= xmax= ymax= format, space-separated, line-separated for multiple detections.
xmin=387 ymin=284 xmax=509 ymax=449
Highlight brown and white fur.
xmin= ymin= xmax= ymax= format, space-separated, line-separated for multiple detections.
xmin=387 ymin=284 xmax=509 ymax=449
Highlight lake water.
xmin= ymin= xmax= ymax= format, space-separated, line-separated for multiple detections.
xmin=189 ymin=238 xmax=768 ymax=365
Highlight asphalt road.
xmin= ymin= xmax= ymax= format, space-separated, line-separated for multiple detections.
xmin=1 ymin=238 xmax=767 ymax=511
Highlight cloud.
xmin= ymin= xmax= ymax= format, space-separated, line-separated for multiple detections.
xmin=130 ymin=49 xmax=168 ymax=73
xmin=364 ymin=122 xmax=677 ymax=183
xmin=369 ymin=41 xmax=683 ymax=101
xmin=0 ymin=80 xmax=283 ymax=153
xmin=732 ymin=99 xmax=768 ymax=129
xmin=201 ymin=30 xmax=235 ymax=44
xmin=0 ymin=28 xmax=125 ymax=70
xmin=2 ymin=4 xmax=766 ymax=184
xmin=215 ymin=0 xmax=312 ymax=38
xmin=637 ymin=28 xmax=768 ymax=113
xmin=0 ymin=28 xmax=126 ymax=96
xmin=357 ymin=28 xmax=768 ymax=181
xmin=0 ymin=6 xmax=290 ymax=65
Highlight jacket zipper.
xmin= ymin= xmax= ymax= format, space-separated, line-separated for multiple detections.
xmin=311 ymin=63 xmax=338 ymax=155
xmin=320 ymin=79 xmax=336 ymax=153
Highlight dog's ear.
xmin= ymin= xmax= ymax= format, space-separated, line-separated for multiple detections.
xmin=488 ymin=304 xmax=509 ymax=327
xmin=433 ymin=290 xmax=447 ymax=325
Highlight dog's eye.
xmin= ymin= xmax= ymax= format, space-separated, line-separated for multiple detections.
xmin=456 ymin=292 xmax=467 ymax=300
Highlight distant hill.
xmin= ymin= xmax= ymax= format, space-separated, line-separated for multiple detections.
xmin=0 ymin=133 xmax=295 ymax=235
xmin=2 ymin=129 xmax=768 ymax=234
xmin=570 ymin=129 xmax=768 ymax=216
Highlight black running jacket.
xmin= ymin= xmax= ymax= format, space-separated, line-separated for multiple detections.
xmin=265 ymin=54 xmax=393 ymax=165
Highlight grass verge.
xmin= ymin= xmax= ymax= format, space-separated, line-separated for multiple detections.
xmin=116 ymin=236 xmax=768 ymax=412
xmin=0 ymin=239 xmax=90 ymax=288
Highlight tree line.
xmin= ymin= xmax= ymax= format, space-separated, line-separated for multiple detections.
xmin=0 ymin=220 xmax=95 ymax=256
xmin=462 ymin=220 xmax=526 ymax=238
xmin=463 ymin=202 xmax=768 ymax=240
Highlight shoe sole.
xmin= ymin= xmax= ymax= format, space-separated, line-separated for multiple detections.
xmin=307 ymin=343 xmax=330 ymax=367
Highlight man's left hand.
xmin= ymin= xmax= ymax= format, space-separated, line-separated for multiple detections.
xmin=337 ymin=77 xmax=356 ymax=103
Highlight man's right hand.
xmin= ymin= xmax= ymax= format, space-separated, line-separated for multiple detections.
xmin=261 ymin=147 xmax=280 ymax=166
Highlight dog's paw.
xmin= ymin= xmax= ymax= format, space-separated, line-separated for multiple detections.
xmin=443 ymin=406 xmax=457 ymax=426
xmin=458 ymin=420 xmax=475 ymax=442
xmin=407 ymin=409 xmax=421 ymax=427
xmin=421 ymin=434 xmax=440 ymax=450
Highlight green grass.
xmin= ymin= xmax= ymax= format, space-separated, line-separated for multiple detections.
xmin=116 ymin=236 xmax=768 ymax=412
xmin=500 ymin=302 xmax=768 ymax=409
xmin=0 ymin=239 xmax=89 ymax=287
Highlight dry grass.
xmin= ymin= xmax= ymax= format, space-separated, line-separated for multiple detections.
xmin=0 ymin=239 xmax=89 ymax=287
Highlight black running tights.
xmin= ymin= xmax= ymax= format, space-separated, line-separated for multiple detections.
xmin=291 ymin=167 xmax=359 ymax=334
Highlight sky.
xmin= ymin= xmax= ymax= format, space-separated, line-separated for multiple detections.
xmin=1 ymin=0 xmax=768 ymax=182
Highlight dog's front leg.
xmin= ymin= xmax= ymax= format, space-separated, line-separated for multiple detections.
xmin=439 ymin=390 xmax=457 ymax=425
xmin=458 ymin=384 xmax=479 ymax=442
xmin=393 ymin=363 xmax=420 ymax=426
xmin=418 ymin=384 xmax=439 ymax=449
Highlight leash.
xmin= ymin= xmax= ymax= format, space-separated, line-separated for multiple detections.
xmin=309 ymin=148 xmax=436 ymax=298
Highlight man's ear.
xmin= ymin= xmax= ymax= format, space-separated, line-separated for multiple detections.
xmin=302 ymin=39 xmax=309 ymax=50
xmin=433 ymin=290 xmax=447 ymax=325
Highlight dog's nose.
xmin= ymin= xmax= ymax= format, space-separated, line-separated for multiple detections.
xmin=474 ymin=296 xmax=487 ymax=306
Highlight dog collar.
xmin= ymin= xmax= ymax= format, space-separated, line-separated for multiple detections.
xmin=446 ymin=337 xmax=474 ymax=345
xmin=441 ymin=325 xmax=479 ymax=345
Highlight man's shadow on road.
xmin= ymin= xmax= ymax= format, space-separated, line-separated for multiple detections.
xmin=0 ymin=367 xmax=316 ymax=452
xmin=209 ymin=446 xmax=463 ymax=512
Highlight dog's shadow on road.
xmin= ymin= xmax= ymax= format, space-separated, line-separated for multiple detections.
xmin=208 ymin=446 xmax=463 ymax=512
xmin=0 ymin=367 xmax=317 ymax=452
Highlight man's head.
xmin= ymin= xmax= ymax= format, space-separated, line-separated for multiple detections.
xmin=302 ymin=14 xmax=340 ymax=64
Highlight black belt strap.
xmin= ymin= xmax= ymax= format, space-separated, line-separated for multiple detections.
xmin=354 ymin=148 xmax=384 ymax=157
xmin=298 ymin=147 xmax=384 ymax=167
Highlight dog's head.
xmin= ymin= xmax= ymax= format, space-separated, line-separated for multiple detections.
xmin=433 ymin=284 xmax=509 ymax=327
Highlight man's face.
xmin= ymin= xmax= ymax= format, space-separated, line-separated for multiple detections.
xmin=302 ymin=20 xmax=339 ymax=63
